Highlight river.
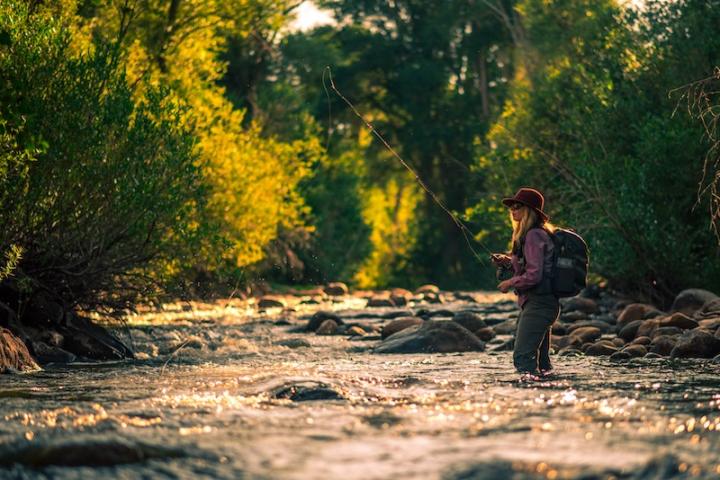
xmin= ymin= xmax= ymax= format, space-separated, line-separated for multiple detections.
xmin=1 ymin=292 xmax=719 ymax=479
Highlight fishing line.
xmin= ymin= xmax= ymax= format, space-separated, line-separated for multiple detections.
xmin=322 ymin=66 xmax=494 ymax=265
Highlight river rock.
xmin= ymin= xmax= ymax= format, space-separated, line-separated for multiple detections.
xmin=552 ymin=335 xmax=583 ymax=350
xmin=32 ymin=341 xmax=76 ymax=364
xmin=671 ymin=289 xmax=719 ymax=316
xmin=649 ymin=335 xmax=676 ymax=356
xmin=0 ymin=437 xmax=188 ymax=467
xmin=60 ymin=314 xmax=134 ymax=360
xmin=258 ymin=296 xmax=286 ymax=309
xmin=489 ymin=337 xmax=514 ymax=352
xmin=618 ymin=320 xmax=643 ymax=341
xmin=561 ymin=297 xmax=599 ymax=314
xmin=644 ymin=352 xmax=663 ymax=359
xmin=390 ymin=288 xmax=412 ymax=306
xmin=636 ymin=319 xmax=662 ymax=339
xmin=306 ymin=311 xmax=343 ymax=331
xmin=622 ymin=344 xmax=647 ymax=358
xmin=631 ymin=335 xmax=652 ymax=346
xmin=316 ymin=319 xmax=339 ymax=335
xmin=611 ymin=337 xmax=625 ymax=348
xmin=670 ymin=329 xmax=720 ymax=359
xmin=660 ymin=313 xmax=699 ymax=330
xmin=559 ymin=347 xmax=583 ymax=356
xmin=415 ymin=284 xmax=440 ymax=294
xmin=346 ymin=326 xmax=366 ymax=336
xmin=617 ymin=304 xmax=662 ymax=327
xmin=474 ymin=327 xmax=496 ymax=342
xmin=567 ymin=320 xmax=614 ymax=334
xmin=699 ymin=318 xmax=720 ymax=331
xmin=452 ymin=311 xmax=487 ymax=332
xmin=493 ymin=319 xmax=517 ymax=335
xmin=324 ymin=282 xmax=349 ymax=296
xmin=423 ymin=292 xmax=444 ymax=304
xmin=381 ymin=317 xmax=424 ymax=339
xmin=584 ymin=340 xmax=618 ymax=356
xmin=271 ymin=381 xmax=344 ymax=401
xmin=694 ymin=298 xmax=720 ymax=320
xmin=274 ymin=338 xmax=311 ymax=349
xmin=652 ymin=326 xmax=683 ymax=338
xmin=374 ymin=320 xmax=485 ymax=354
xmin=560 ymin=311 xmax=588 ymax=322
xmin=569 ymin=326 xmax=602 ymax=344
xmin=1 ymin=328 xmax=40 ymax=373
xmin=610 ymin=350 xmax=632 ymax=361
xmin=367 ymin=296 xmax=396 ymax=308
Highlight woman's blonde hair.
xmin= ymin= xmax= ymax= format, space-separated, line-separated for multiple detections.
xmin=510 ymin=206 xmax=555 ymax=250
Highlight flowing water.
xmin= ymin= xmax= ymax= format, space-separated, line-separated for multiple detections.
xmin=1 ymin=293 xmax=719 ymax=479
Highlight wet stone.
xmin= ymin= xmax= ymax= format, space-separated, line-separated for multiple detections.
xmin=316 ymin=319 xmax=339 ymax=335
xmin=567 ymin=320 xmax=614 ymax=334
xmin=274 ymin=338 xmax=311 ymax=349
xmin=671 ymin=288 xmax=718 ymax=316
xmin=584 ymin=341 xmax=618 ymax=356
xmin=569 ymin=326 xmax=602 ymax=344
xmin=0 ymin=437 xmax=189 ymax=467
xmin=618 ymin=320 xmax=644 ymax=342
xmin=381 ymin=317 xmax=424 ymax=340
xmin=375 ymin=320 xmax=485 ymax=354
xmin=270 ymin=382 xmax=344 ymax=402
xmin=670 ymin=329 xmax=720 ymax=359
xmin=451 ymin=311 xmax=487 ymax=332
xmin=306 ymin=311 xmax=343 ymax=332
xmin=561 ymin=296 xmax=599 ymax=314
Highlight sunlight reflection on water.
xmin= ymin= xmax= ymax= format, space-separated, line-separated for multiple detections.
xmin=1 ymin=296 xmax=719 ymax=479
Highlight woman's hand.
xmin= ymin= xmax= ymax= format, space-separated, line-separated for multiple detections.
xmin=490 ymin=253 xmax=511 ymax=268
xmin=497 ymin=279 xmax=514 ymax=293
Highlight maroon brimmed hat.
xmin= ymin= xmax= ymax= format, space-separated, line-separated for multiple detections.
xmin=502 ymin=187 xmax=549 ymax=222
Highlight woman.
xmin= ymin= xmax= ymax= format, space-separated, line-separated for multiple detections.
xmin=491 ymin=187 xmax=559 ymax=380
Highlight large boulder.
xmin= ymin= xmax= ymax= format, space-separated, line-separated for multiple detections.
xmin=671 ymin=289 xmax=719 ymax=316
xmin=1 ymin=328 xmax=40 ymax=373
xmin=670 ymin=329 xmax=720 ymax=359
xmin=381 ymin=317 xmax=424 ymax=340
xmin=374 ymin=320 xmax=485 ymax=354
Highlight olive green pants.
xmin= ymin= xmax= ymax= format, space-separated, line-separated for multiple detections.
xmin=513 ymin=293 xmax=560 ymax=374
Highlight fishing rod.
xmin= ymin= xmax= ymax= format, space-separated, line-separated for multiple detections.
xmin=322 ymin=66 xmax=495 ymax=265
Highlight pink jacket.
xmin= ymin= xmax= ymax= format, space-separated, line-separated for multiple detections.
xmin=510 ymin=228 xmax=554 ymax=308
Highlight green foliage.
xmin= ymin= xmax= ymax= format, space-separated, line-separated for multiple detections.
xmin=296 ymin=151 xmax=372 ymax=283
xmin=479 ymin=0 xmax=720 ymax=304
xmin=0 ymin=1 xmax=203 ymax=309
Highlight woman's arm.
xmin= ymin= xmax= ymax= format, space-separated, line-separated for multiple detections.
xmin=509 ymin=229 xmax=548 ymax=290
